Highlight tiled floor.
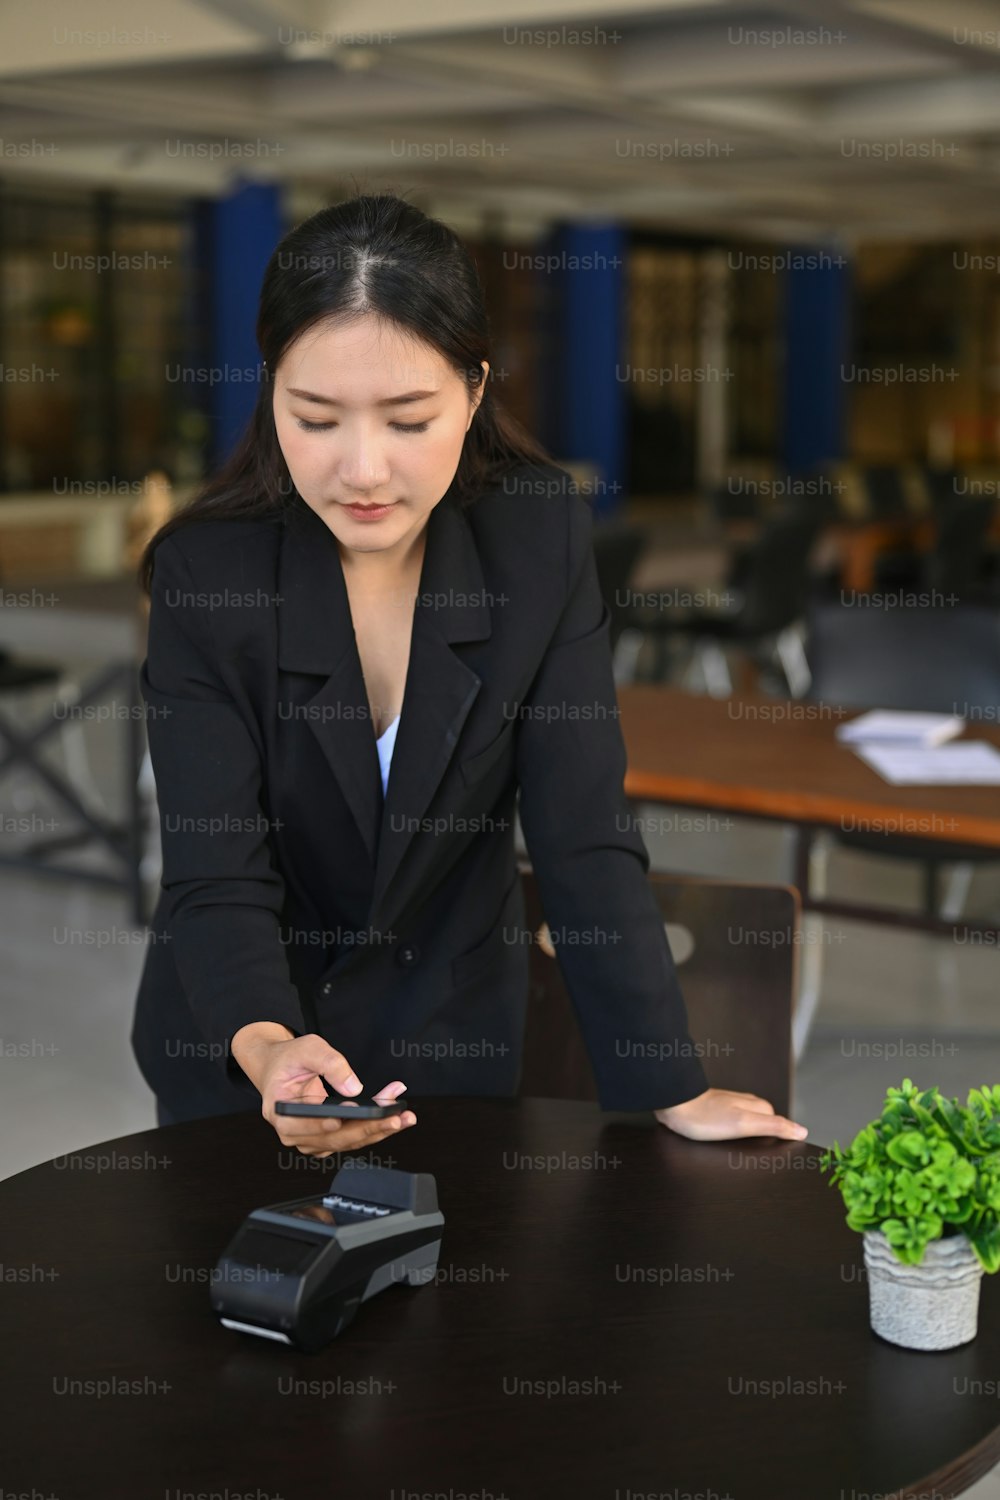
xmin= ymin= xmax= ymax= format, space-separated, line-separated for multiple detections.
xmin=3 ymin=634 xmax=1000 ymax=1493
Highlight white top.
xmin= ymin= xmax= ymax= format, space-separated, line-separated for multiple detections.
xmin=375 ymin=713 xmax=401 ymax=796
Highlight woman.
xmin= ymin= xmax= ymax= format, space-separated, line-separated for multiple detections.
xmin=132 ymin=192 xmax=808 ymax=1156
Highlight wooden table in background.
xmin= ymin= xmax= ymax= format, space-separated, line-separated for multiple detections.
xmin=619 ymin=685 xmax=1000 ymax=932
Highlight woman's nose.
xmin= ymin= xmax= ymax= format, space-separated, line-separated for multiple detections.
xmin=337 ymin=439 xmax=391 ymax=493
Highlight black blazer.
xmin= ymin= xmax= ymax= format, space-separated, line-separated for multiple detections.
xmin=131 ymin=461 xmax=710 ymax=1119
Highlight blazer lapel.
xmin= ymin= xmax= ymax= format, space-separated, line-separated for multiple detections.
xmin=276 ymin=488 xmax=493 ymax=932
xmin=276 ymin=497 xmax=384 ymax=870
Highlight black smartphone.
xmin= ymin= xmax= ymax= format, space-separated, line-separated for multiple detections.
xmin=275 ymin=1096 xmax=405 ymax=1120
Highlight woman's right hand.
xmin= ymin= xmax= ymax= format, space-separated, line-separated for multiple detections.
xmin=231 ymin=1022 xmax=417 ymax=1157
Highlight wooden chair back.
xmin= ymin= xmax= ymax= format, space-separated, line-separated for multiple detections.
xmin=517 ymin=862 xmax=797 ymax=1114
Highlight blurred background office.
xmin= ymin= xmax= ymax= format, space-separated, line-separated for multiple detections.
xmin=3 ymin=0 xmax=1000 ymax=1346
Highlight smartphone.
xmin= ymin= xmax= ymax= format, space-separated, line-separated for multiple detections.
xmin=275 ymin=1096 xmax=405 ymax=1120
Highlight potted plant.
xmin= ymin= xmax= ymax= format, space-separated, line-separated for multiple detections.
xmin=821 ymin=1078 xmax=1000 ymax=1350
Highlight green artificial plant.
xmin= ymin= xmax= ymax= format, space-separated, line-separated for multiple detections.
xmin=820 ymin=1078 xmax=1000 ymax=1271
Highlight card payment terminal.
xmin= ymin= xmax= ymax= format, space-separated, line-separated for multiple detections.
xmin=211 ymin=1161 xmax=444 ymax=1352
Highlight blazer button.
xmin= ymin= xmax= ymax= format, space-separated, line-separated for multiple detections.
xmin=395 ymin=944 xmax=420 ymax=968
xmin=319 ymin=981 xmax=333 ymax=995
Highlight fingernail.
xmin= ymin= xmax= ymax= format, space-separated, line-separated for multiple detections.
xmin=341 ymin=1074 xmax=362 ymax=1094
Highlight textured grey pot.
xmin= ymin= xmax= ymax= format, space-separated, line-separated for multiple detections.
xmin=863 ymin=1229 xmax=984 ymax=1350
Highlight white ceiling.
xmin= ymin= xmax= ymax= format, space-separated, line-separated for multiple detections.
xmin=1 ymin=0 xmax=1000 ymax=241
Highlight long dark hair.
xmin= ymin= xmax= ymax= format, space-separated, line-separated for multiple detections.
xmin=139 ymin=191 xmax=552 ymax=595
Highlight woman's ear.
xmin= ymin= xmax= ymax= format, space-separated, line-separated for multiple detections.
xmin=467 ymin=361 xmax=490 ymax=429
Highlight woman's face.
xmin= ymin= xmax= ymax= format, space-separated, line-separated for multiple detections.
xmin=273 ymin=313 xmax=487 ymax=565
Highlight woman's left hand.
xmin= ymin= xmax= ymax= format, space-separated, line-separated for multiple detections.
xmin=654 ymin=1087 xmax=808 ymax=1142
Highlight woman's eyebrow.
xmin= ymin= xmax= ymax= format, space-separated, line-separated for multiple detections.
xmin=285 ymin=388 xmax=439 ymax=407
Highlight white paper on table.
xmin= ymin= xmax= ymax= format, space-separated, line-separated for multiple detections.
xmin=836 ymin=710 xmax=964 ymax=747
xmin=853 ymin=741 xmax=1000 ymax=786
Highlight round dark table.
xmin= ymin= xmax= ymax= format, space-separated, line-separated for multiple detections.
xmin=2 ymin=1097 xmax=1000 ymax=1500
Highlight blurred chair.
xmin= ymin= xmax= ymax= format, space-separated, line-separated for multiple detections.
xmin=924 ymin=467 xmax=963 ymax=513
xmin=707 ymin=478 xmax=762 ymax=526
xmin=624 ymin=509 xmax=822 ymax=696
xmin=926 ymin=495 xmax=997 ymax=601
xmin=516 ymin=862 xmax=796 ymax=1111
xmin=0 ymin=573 xmax=72 ymax=819
xmin=785 ymin=465 xmax=846 ymax=525
xmin=0 ymin=471 xmax=172 ymax=911
xmin=805 ymin=602 xmax=1000 ymax=921
xmin=591 ymin=518 xmax=648 ymax=681
xmin=862 ymin=465 xmax=911 ymax=521
xmin=874 ymin=493 xmax=997 ymax=603
xmin=0 ymin=652 xmax=62 ymax=693
xmin=0 ymin=654 xmax=63 ymax=827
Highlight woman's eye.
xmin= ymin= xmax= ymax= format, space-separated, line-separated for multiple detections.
xmin=294 ymin=419 xmax=430 ymax=434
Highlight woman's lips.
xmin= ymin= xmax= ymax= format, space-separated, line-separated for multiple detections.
xmin=340 ymin=500 xmax=398 ymax=520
